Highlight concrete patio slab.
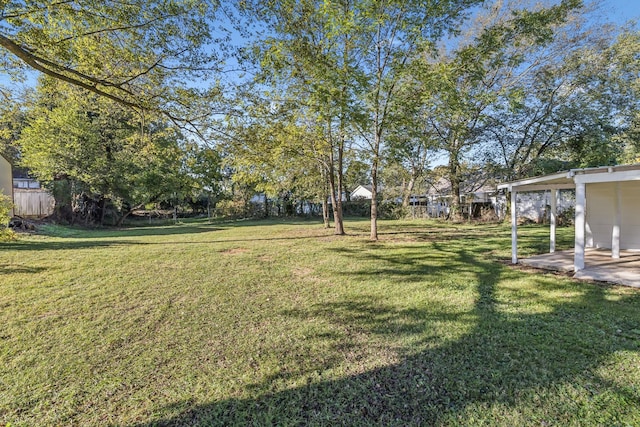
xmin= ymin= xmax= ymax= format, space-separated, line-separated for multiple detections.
xmin=520 ymin=248 xmax=640 ymax=288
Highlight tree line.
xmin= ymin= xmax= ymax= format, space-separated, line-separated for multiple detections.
xmin=1 ymin=0 xmax=638 ymax=236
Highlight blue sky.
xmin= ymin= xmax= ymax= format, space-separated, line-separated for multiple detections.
xmin=605 ymin=0 xmax=640 ymax=25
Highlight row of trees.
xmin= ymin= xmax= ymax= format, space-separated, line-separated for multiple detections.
xmin=230 ymin=0 xmax=640 ymax=238
xmin=1 ymin=0 xmax=639 ymax=236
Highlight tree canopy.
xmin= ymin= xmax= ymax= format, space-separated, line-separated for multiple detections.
xmin=16 ymin=77 xmax=213 ymax=224
xmin=0 ymin=0 xmax=226 ymax=131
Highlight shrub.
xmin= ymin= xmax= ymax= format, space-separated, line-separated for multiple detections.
xmin=0 ymin=192 xmax=16 ymax=241
xmin=477 ymin=206 xmax=499 ymax=222
xmin=379 ymin=200 xmax=407 ymax=220
xmin=343 ymin=200 xmax=370 ymax=217
xmin=215 ymin=199 xmax=248 ymax=218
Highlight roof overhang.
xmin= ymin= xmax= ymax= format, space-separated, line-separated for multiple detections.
xmin=497 ymin=164 xmax=640 ymax=192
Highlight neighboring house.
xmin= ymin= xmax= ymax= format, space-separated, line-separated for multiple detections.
xmin=350 ymin=185 xmax=373 ymax=200
xmin=1 ymin=154 xmax=13 ymax=216
xmin=494 ymin=189 xmax=575 ymax=223
xmin=327 ymin=191 xmax=348 ymax=204
xmin=422 ymin=175 xmax=498 ymax=218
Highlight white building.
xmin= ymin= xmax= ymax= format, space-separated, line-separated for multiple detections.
xmin=350 ymin=185 xmax=374 ymax=200
xmin=499 ymin=164 xmax=640 ymax=272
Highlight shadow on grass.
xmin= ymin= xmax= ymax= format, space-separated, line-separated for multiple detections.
xmin=38 ymin=224 xmax=222 ymax=239
xmin=1 ymin=233 xmax=335 ymax=252
xmin=128 ymin=241 xmax=640 ymax=426
xmin=119 ymin=216 xmax=328 ymax=233
xmin=0 ymin=264 xmax=48 ymax=275
xmin=1 ymin=239 xmax=138 ymax=252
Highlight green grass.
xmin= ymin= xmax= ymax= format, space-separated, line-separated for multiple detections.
xmin=1 ymin=218 xmax=639 ymax=426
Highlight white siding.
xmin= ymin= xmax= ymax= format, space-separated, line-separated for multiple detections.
xmin=351 ymin=186 xmax=372 ymax=200
xmin=620 ymin=181 xmax=640 ymax=249
xmin=586 ymin=181 xmax=640 ymax=250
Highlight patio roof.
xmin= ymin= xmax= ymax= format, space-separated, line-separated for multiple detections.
xmin=499 ymin=164 xmax=640 ymax=282
xmin=498 ymin=164 xmax=640 ymax=192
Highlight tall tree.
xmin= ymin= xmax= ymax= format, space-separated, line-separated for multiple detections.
xmin=184 ymin=142 xmax=224 ymax=219
xmin=595 ymin=28 xmax=640 ymax=165
xmin=0 ymin=90 xmax=26 ymax=165
xmin=384 ymin=83 xmax=436 ymax=209
xmin=227 ymin=100 xmax=332 ymax=223
xmin=481 ymin=16 xmax=637 ymax=178
xmin=241 ymin=0 xmax=368 ymax=234
xmin=352 ymin=0 xmax=481 ymax=238
xmin=245 ymin=0 xmax=481 ymax=238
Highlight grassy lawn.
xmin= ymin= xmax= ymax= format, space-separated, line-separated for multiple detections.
xmin=1 ymin=218 xmax=639 ymax=426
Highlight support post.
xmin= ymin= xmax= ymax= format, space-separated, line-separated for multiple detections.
xmin=612 ymin=182 xmax=621 ymax=259
xmin=511 ymin=189 xmax=518 ymax=264
xmin=574 ymin=182 xmax=586 ymax=271
xmin=550 ymin=189 xmax=558 ymax=253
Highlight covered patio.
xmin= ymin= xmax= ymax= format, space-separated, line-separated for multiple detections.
xmin=498 ymin=164 xmax=640 ymax=287
xmin=521 ymin=249 xmax=640 ymax=287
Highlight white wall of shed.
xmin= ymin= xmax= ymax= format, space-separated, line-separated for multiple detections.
xmin=586 ymin=181 xmax=640 ymax=250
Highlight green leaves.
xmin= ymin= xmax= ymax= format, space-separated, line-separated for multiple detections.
xmin=16 ymin=77 xmax=206 ymax=222
xmin=0 ymin=0 xmax=224 ymax=129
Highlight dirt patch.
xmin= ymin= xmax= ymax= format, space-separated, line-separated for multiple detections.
xmin=292 ymin=267 xmax=314 ymax=278
xmin=221 ymin=248 xmax=250 ymax=255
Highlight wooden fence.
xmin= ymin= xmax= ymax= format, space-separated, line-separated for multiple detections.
xmin=13 ymin=189 xmax=55 ymax=218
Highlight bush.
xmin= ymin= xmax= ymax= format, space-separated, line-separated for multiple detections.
xmin=476 ymin=206 xmax=499 ymax=223
xmin=343 ymin=200 xmax=370 ymax=217
xmin=215 ymin=199 xmax=249 ymax=218
xmin=379 ymin=200 xmax=407 ymax=220
xmin=0 ymin=192 xmax=16 ymax=241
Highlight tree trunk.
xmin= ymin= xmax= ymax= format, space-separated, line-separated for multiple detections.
xmin=99 ymin=197 xmax=107 ymax=226
xmin=336 ymin=138 xmax=346 ymax=234
xmin=328 ymin=181 xmax=343 ymax=234
xmin=402 ymin=175 xmax=416 ymax=208
xmin=370 ymin=81 xmax=383 ymax=240
xmin=322 ymin=197 xmax=330 ymax=228
xmin=116 ymin=210 xmax=130 ymax=227
xmin=328 ymin=141 xmax=345 ymax=235
xmin=329 ymin=171 xmax=345 ymax=235
xmin=448 ymin=155 xmax=463 ymax=222
xmin=264 ymin=194 xmax=269 ymax=218
xmin=51 ymin=178 xmax=74 ymax=224
xmin=320 ymin=166 xmax=331 ymax=229
xmin=116 ymin=203 xmax=144 ymax=227
xmin=370 ymin=154 xmax=379 ymax=240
